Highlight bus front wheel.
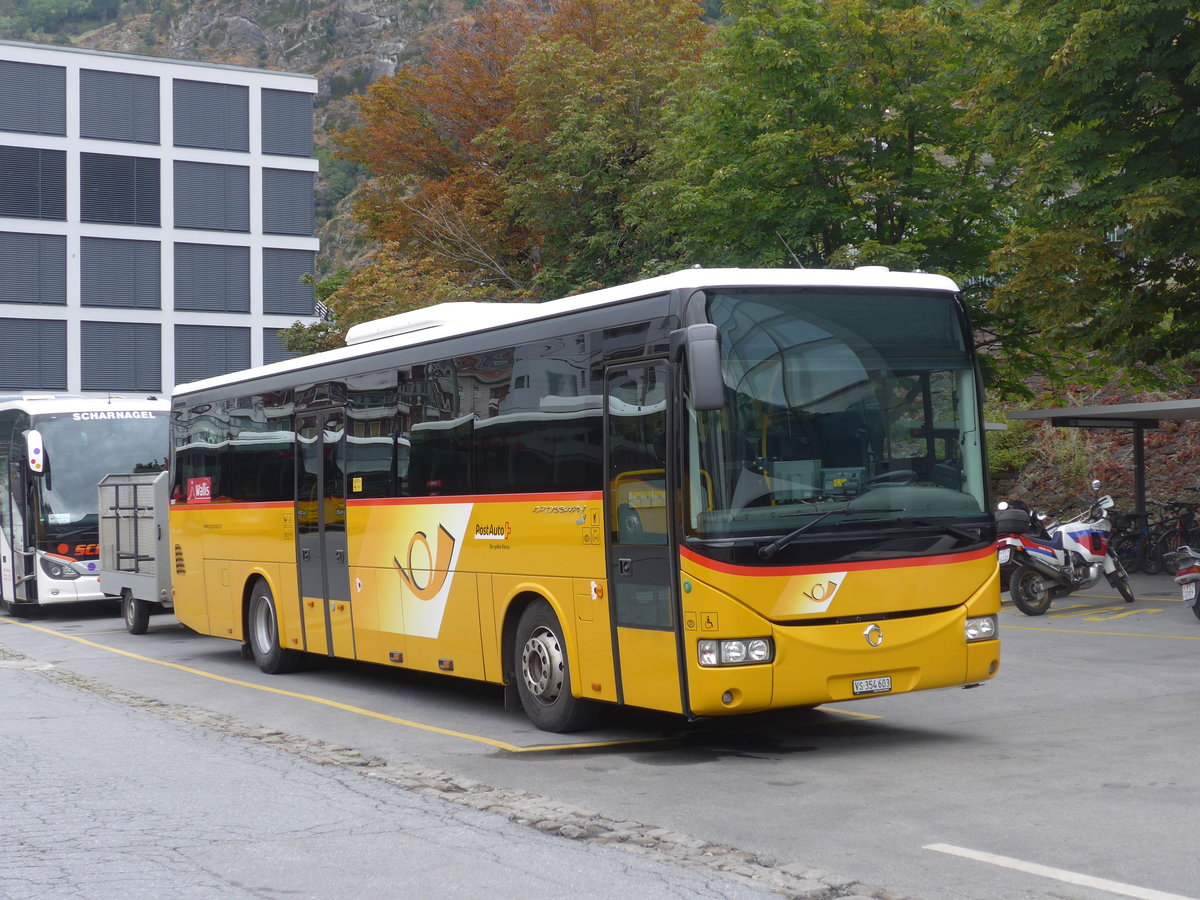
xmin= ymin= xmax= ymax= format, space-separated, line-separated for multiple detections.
xmin=514 ymin=601 xmax=596 ymax=733
xmin=1 ymin=597 xmax=37 ymax=618
xmin=247 ymin=579 xmax=303 ymax=674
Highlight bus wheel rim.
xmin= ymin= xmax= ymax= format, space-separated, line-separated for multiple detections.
xmin=521 ymin=625 xmax=563 ymax=703
xmin=253 ymin=596 xmax=274 ymax=652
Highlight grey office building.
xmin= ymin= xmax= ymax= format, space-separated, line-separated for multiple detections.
xmin=0 ymin=40 xmax=320 ymax=396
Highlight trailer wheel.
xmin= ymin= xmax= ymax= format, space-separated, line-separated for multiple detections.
xmin=247 ymin=578 xmax=303 ymax=674
xmin=122 ymin=590 xmax=151 ymax=635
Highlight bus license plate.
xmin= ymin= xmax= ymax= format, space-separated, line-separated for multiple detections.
xmin=853 ymin=676 xmax=892 ymax=695
xmin=1183 ymin=582 xmax=1197 ymax=604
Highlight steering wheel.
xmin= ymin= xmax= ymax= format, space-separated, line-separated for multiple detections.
xmin=864 ymin=469 xmax=917 ymax=487
xmin=618 ymin=504 xmax=644 ymax=542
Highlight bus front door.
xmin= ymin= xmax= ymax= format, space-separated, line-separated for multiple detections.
xmin=296 ymin=409 xmax=353 ymax=658
xmin=2 ymin=453 xmax=35 ymax=606
xmin=606 ymin=363 xmax=685 ymax=714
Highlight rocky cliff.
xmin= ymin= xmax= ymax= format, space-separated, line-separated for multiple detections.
xmin=10 ymin=0 xmax=469 ymax=274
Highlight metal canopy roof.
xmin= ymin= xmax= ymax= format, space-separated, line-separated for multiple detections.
xmin=1007 ymin=399 xmax=1200 ymax=512
xmin=1008 ymin=398 xmax=1200 ymax=430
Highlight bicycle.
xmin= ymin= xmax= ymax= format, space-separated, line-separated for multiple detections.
xmin=1154 ymin=498 xmax=1200 ymax=562
xmin=1111 ymin=500 xmax=1169 ymax=575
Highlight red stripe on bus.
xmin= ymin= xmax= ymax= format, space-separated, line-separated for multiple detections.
xmin=350 ymin=492 xmax=603 ymax=507
xmin=171 ymin=494 xmax=602 ymax=511
xmin=679 ymin=543 xmax=995 ymax=576
xmin=171 ymin=501 xmax=294 ymax=511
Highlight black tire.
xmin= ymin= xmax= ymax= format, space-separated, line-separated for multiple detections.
xmin=247 ymin=578 xmax=303 ymax=674
xmin=1009 ymin=565 xmax=1054 ymax=616
xmin=1157 ymin=529 xmax=1184 ymax=563
xmin=514 ymin=600 xmax=597 ymax=733
xmin=1111 ymin=533 xmax=1145 ymax=574
xmin=1 ymin=596 xmax=37 ymax=618
xmin=122 ymin=591 xmax=151 ymax=635
xmin=1140 ymin=538 xmax=1163 ymax=575
xmin=1192 ymin=601 xmax=1200 ymax=623
xmin=1106 ymin=564 xmax=1136 ymax=604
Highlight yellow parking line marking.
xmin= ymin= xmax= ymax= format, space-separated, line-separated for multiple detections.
xmin=1004 ymin=623 xmax=1200 ymax=640
xmin=0 ymin=618 xmax=662 ymax=753
xmin=2 ymin=618 xmax=876 ymax=749
xmin=820 ymin=706 xmax=883 ymax=720
xmin=1072 ymin=593 xmax=1181 ymax=602
xmin=925 ymin=843 xmax=1198 ymax=900
xmin=70 ymin=629 xmax=136 ymax=637
xmin=1003 ymin=594 xmax=1180 ymax=605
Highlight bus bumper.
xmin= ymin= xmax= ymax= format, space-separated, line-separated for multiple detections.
xmin=686 ymin=607 xmax=1000 ymax=717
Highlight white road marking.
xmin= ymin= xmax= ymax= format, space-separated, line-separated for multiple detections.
xmin=923 ymin=843 xmax=1198 ymax=900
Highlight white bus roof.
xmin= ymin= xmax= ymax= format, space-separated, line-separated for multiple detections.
xmin=0 ymin=394 xmax=169 ymax=416
xmin=175 ymin=266 xmax=961 ymax=399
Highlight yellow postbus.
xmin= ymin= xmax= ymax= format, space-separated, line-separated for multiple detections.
xmin=168 ymin=268 xmax=1000 ymax=732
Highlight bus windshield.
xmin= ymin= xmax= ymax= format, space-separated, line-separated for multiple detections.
xmin=33 ymin=412 xmax=168 ymax=540
xmin=686 ymin=288 xmax=987 ymax=540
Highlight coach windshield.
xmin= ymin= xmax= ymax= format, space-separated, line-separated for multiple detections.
xmin=684 ymin=288 xmax=989 ymax=547
xmin=31 ymin=411 xmax=167 ymax=545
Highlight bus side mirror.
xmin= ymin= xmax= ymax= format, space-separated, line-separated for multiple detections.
xmin=683 ymin=324 xmax=724 ymax=411
xmin=25 ymin=430 xmax=45 ymax=476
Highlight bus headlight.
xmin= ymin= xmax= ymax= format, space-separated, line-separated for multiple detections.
xmin=698 ymin=637 xmax=774 ymax=667
xmin=965 ymin=615 xmax=997 ymax=642
xmin=40 ymin=556 xmax=83 ymax=580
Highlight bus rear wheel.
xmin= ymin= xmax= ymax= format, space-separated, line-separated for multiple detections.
xmin=247 ymin=579 xmax=303 ymax=674
xmin=514 ymin=601 xmax=596 ymax=733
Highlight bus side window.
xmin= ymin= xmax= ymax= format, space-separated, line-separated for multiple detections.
xmin=608 ymin=365 xmax=668 ymax=545
xmin=464 ymin=338 xmax=603 ymax=496
xmin=347 ymin=372 xmax=403 ymax=499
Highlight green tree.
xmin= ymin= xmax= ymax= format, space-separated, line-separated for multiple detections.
xmin=486 ymin=0 xmax=711 ymax=296
xmin=635 ymin=0 xmax=1059 ymax=393
xmin=656 ymin=0 xmax=1009 ymax=276
xmin=977 ymin=0 xmax=1200 ymax=370
xmin=309 ymin=0 xmax=709 ymax=351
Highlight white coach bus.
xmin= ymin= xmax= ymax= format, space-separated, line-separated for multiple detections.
xmin=0 ymin=394 xmax=168 ymax=615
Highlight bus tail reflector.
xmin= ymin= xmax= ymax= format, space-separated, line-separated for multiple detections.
xmin=698 ymin=638 xmax=773 ymax=667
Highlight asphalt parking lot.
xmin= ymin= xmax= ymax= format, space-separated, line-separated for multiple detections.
xmin=2 ymin=563 xmax=1198 ymax=900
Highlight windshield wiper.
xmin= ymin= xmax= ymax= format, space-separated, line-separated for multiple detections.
xmin=758 ymin=507 xmax=905 ymax=560
xmin=46 ymin=526 xmax=90 ymax=540
xmin=898 ymin=517 xmax=981 ymax=543
xmin=834 ymin=515 xmax=981 ymax=544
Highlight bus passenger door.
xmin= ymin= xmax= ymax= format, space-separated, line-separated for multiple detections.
xmin=606 ymin=363 xmax=684 ymax=714
xmin=296 ymin=409 xmax=353 ymax=658
xmin=3 ymin=452 xmax=35 ymax=604
xmin=0 ymin=455 xmax=19 ymax=603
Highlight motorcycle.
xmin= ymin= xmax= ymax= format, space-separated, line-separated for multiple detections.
xmin=995 ymin=499 xmax=1047 ymax=585
xmin=996 ymin=482 xmax=1135 ymax=615
xmin=1163 ymin=546 xmax=1200 ymax=622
